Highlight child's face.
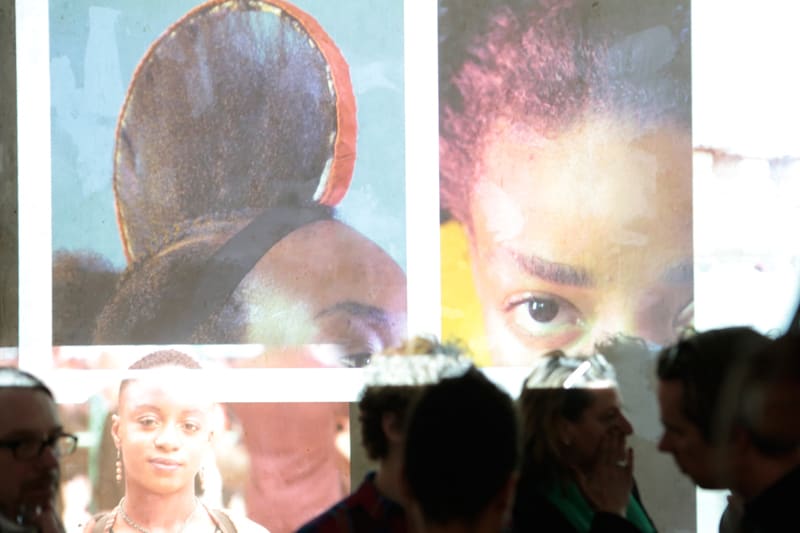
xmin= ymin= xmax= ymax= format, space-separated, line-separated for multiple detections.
xmin=467 ymin=117 xmax=693 ymax=365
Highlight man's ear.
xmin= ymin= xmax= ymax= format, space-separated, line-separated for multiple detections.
xmin=382 ymin=412 xmax=403 ymax=444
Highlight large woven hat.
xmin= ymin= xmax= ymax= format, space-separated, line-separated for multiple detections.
xmin=113 ymin=0 xmax=356 ymax=262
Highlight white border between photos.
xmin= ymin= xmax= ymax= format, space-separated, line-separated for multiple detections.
xmin=16 ymin=0 xmax=52 ymax=372
xmin=404 ymin=0 xmax=442 ymax=340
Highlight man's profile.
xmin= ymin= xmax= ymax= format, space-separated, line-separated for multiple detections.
xmin=0 ymin=368 xmax=75 ymax=533
xmin=656 ymin=327 xmax=800 ymax=532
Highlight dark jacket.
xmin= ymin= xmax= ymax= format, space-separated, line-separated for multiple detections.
xmin=511 ymin=478 xmax=655 ymax=533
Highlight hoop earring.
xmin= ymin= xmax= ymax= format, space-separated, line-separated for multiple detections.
xmin=115 ymin=448 xmax=123 ymax=484
xmin=196 ymin=467 xmax=205 ymax=495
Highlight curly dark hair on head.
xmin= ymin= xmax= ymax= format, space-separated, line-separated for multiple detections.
xmin=439 ymin=0 xmax=690 ymax=225
xmin=358 ymin=335 xmax=470 ymax=460
xmin=94 ymin=204 xmax=331 ymax=346
xmin=358 ymin=385 xmax=419 ymax=461
xmin=53 ymin=250 xmax=120 ymax=345
xmin=93 ymin=216 xmax=252 ymax=346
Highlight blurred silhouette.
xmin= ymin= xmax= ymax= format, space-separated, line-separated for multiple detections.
xmin=405 ymin=368 xmax=518 ymax=533
xmin=0 ymin=368 xmax=75 ymax=533
xmin=298 ymin=337 xmax=471 ymax=533
xmin=656 ymin=327 xmax=800 ymax=532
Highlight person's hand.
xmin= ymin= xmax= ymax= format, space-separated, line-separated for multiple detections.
xmin=575 ymin=430 xmax=633 ymax=517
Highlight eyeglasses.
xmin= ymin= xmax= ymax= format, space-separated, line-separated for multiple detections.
xmin=0 ymin=433 xmax=78 ymax=460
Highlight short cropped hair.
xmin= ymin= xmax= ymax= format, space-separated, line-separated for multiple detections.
xmin=656 ymin=327 xmax=771 ymax=443
xmin=0 ymin=367 xmax=54 ymax=398
xmin=119 ymin=349 xmax=202 ymax=397
xmin=405 ymin=368 xmax=518 ymax=525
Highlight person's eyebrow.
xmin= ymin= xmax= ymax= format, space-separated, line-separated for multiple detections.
xmin=130 ymin=404 xmax=163 ymax=413
xmin=661 ymin=261 xmax=693 ymax=284
xmin=314 ymin=301 xmax=393 ymax=329
xmin=509 ymin=250 xmax=594 ymax=287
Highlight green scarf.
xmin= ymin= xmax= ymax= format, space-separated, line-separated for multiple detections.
xmin=544 ymin=481 xmax=656 ymax=533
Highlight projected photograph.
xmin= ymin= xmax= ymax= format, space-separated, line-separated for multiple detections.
xmin=53 ymin=345 xmax=351 ymax=533
xmin=49 ymin=0 xmax=407 ymax=365
xmin=438 ymin=0 xmax=693 ymax=367
xmin=438 ymin=2 xmax=694 ymax=530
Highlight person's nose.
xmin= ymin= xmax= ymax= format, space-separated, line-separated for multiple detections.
xmin=657 ymin=432 xmax=671 ymax=453
xmin=618 ymin=413 xmax=634 ymax=436
xmin=37 ymin=443 xmax=60 ymax=470
xmin=154 ymin=423 xmax=181 ymax=449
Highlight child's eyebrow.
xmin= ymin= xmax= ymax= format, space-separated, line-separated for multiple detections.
xmin=508 ymin=249 xmax=594 ymax=287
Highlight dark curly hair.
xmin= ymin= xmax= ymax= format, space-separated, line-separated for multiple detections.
xmin=439 ymin=0 xmax=690 ymax=225
xmin=358 ymin=336 xmax=466 ymax=460
xmin=93 ymin=205 xmax=331 ymax=345
xmin=358 ymin=385 xmax=418 ymax=461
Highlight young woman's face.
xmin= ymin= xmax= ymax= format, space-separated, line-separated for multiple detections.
xmin=112 ymin=370 xmax=213 ymax=496
xmin=468 ymin=117 xmax=693 ymax=365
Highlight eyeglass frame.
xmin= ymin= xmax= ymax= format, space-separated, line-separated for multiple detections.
xmin=0 ymin=432 xmax=78 ymax=460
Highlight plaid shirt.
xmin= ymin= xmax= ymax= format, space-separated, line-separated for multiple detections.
xmin=296 ymin=472 xmax=408 ymax=533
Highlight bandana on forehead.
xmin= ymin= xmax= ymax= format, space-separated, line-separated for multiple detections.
xmin=364 ymin=354 xmax=474 ymax=387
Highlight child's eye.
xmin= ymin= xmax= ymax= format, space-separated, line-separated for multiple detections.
xmin=138 ymin=416 xmax=159 ymax=428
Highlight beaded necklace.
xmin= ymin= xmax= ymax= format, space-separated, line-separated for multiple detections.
xmin=116 ymin=497 xmax=199 ymax=533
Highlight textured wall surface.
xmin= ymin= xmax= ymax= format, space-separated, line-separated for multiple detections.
xmin=0 ymin=0 xmax=18 ymax=347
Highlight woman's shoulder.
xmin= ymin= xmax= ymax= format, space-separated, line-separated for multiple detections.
xmin=81 ymin=511 xmax=114 ymax=533
xmin=208 ymin=508 xmax=270 ymax=533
